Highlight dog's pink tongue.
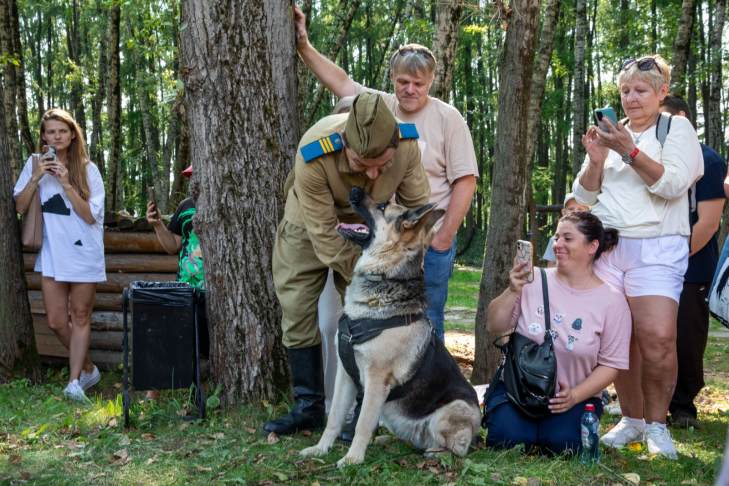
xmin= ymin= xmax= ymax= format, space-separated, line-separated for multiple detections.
xmin=337 ymin=222 xmax=369 ymax=234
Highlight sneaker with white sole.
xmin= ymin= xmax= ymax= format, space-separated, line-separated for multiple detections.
xmin=600 ymin=417 xmax=645 ymax=448
xmin=79 ymin=366 xmax=100 ymax=391
xmin=646 ymin=422 xmax=678 ymax=459
xmin=64 ymin=379 xmax=90 ymax=403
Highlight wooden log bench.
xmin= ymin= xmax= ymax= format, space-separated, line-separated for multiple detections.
xmin=26 ymin=227 xmax=178 ymax=369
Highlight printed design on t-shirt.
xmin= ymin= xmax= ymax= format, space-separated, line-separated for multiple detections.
xmin=74 ymin=240 xmax=82 ymax=246
xmin=553 ymin=313 xmax=564 ymax=325
xmin=527 ymin=322 xmax=543 ymax=335
xmin=177 ymin=206 xmax=205 ymax=289
xmin=41 ymin=193 xmax=71 ymax=215
xmin=567 ymin=335 xmax=578 ymax=351
xmin=549 ymin=329 xmax=559 ymax=340
xmin=571 ymin=318 xmax=583 ymax=331
xmin=536 ymin=306 xmax=544 ymax=317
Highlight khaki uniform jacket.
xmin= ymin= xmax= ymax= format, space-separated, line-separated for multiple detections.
xmin=283 ymin=113 xmax=431 ymax=281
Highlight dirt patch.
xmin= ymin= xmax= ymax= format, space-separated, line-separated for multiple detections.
xmin=445 ymin=331 xmax=475 ymax=379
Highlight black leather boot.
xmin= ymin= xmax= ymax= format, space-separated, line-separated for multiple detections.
xmin=263 ymin=345 xmax=325 ymax=435
xmin=339 ymin=388 xmax=363 ymax=443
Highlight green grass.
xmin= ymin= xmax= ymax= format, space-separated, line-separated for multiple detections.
xmin=1 ymin=370 xmax=727 ymax=485
xmin=1 ymin=269 xmax=727 ymax=484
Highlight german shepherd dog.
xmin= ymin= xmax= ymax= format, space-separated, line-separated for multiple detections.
xmin=300 ymin=188 xmax=481 ymax=467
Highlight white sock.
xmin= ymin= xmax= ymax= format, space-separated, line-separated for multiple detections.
xmin=623 ymin=417 xmax=646 ymax=429
xmin=646 ymin=421 xmax=667 ymax=429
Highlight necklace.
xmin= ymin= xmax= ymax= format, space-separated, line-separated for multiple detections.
xmin=629 ymin=125 xmax=649 ymax=145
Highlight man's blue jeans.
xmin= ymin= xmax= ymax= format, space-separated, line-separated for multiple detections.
xmin=424 ymin=239 xmax=457 ymax=341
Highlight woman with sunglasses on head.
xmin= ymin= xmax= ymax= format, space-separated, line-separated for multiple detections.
xmin=574 ymin=55 xmax=703 ymax=459
xmin=14 ymin=109 xmax=105 ymax=402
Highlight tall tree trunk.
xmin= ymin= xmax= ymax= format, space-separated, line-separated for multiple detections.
xmin=90 ymin=6 xmax=107 ymax=175
xmin=705 ymin=0 xmax=725 ymax=152
xmin=169 ymin=99 xmax=188 ymax=210
xmin=9 ymin=0 xmax=32 ymax=154
xmin=181 ymin=0 xmax=296 ymax=402
xmin=472 ymin=0 xmax=541 ymax=385
xmin=0 ymin=77 xmax=39 ymax=381
xmin=671 ymin=0 xmax=697 ymax=96
xmin=0 ymin=0 xmax=21 ymax=174
xmin=66 ymin=0 xmax=86 ymax=137
xmin=525 ymin=0 xmax=561 ymax=163
xmin=306 ymin=0 xmax=361 ymax=126
xmin=618 ymin=0 xmax=629 ymax=50
xmin=431 ymin=0 xmax=464 ymax=102
xmin=106 ymin=4 xmax=122 ymax=213
xmin=126 ymin=19 xmax=161 ymax=204
xmin=571 ymin=0 xmax=587 ymax=177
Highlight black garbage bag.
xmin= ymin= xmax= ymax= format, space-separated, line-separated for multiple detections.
xmin=129 ymin=281 xmax=196 ymax=390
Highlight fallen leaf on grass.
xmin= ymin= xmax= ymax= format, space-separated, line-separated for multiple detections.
xmin=491 ymin=474 xmax=502 ymax=482
xmin=113 ymin=382 xmax=122 ymax=389
xmin=111 ymin=448 xmax=131 ymax=466
xmin=428 ymin=466 xmax=440 ymax=475
xmin=513 ymin=477 xmax=529 ymax=486
xmin=245 ymin=427 xmax=256 ymax=434
xmin=119 ymin=435 xmax=131 ymax=446
xmin=627 ymin=442 xmax=643 ymax=452
xmin=311 ymin=482 xmax=321 ymax=486
xmin=19 ymin=471 xmax=31 ymax=480
xmin=267 ymin=432 xmax=280 ymax=444
xmin=273 ymin=472 xmax=288 ymax=482
xmin=179 ymin=422 xmax=189 ymax=431
xmin=212 ymin=432 xmax=225 ymax=440
xmin=108 ymin=418 xmax=118 ymax=427
xmin=141 ymin=433 xmax=156 ymax=441
xmin=622 ymin=473 xmax=640 ymax=485
xmin=680 ymin=480 xmax=698 ymax=485
xmin=9 ymin=454 xmax=21 ymax=465
xmin=195 ymin=465 xmax=213 ymax=472
xmin=527 ymin=478 xmax=540 ymax=486
xmin=145 ymin=456 xmax=157 ymax=465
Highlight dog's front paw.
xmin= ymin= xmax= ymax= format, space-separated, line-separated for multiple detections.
xmin=300 ymin=444 xmax=330 ymax=458
xmin=336 ymin=453 xmax=364 ymax=468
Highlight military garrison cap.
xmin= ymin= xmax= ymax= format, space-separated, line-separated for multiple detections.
xmin=344 ymin=93 xmax=398 ymax=158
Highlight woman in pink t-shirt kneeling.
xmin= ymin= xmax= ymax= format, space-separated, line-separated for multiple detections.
xmin=484 ymin=211 xmax=632 ymax=455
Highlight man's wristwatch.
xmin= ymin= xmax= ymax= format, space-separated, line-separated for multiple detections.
xmin=622 ymin=147 xmax=640 ymax=165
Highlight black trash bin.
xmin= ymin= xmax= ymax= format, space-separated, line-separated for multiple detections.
xmin=122 ymin=281 xmax=205 ymax=427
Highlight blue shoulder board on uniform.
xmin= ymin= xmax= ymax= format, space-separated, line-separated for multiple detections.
xmin=398 ymin=123 xmax=419 ymax=140
xmin=300 ymin=133 xmax=344 ymax=163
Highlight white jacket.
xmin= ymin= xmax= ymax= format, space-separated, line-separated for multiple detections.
xmin=573 ymin=115 xmax=704 ymax=238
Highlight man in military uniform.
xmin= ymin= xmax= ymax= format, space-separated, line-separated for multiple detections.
xmin=264 ymin=92 xmax=431 ymax=435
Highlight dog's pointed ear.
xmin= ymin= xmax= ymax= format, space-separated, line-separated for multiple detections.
xmin=401 ymin=204 xmax=445 ymax=233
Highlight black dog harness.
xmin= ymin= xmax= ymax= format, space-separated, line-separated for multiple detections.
xmin=337 ymin=312 xmax=435 ymax=401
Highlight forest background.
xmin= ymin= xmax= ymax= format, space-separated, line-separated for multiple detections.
xmin=0 ymin=0 xmax=727 ymax=395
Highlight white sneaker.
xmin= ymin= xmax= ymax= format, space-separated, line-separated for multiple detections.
xmin=64 ymin=379 xmax=90 ymax=403
xmin=79 ymin=366 xmax=100 ymax=391
xmin=646 ymin=422 xmax=678 ymax=459
xmin=600 ymin=417 xmax=645 ymax=448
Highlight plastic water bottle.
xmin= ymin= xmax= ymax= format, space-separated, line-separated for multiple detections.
xmin=580 ymin=403 xmax=600 ymax=463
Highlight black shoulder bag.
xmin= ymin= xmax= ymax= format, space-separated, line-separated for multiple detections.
xmin=489 ymin=268 xmax=557 ymax=420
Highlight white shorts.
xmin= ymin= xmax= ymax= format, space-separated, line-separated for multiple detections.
xmin=594 ymin=235 xmax=688 ymax=303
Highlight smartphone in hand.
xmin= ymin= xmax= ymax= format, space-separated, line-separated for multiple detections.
xmin=594 ymin=106 xmax=618 ymax=129
xmin=516 ymin=240 xmax=534 ymax=283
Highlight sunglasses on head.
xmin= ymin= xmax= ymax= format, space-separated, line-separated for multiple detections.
xmin=396 ymin=45 xmax=435 ymax=62
xmin=620 ymin=57 xmax=662 ymax=74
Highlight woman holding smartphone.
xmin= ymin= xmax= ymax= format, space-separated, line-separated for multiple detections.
xmin=485 ymin=212 xmax=631 ymax=454
xmin=14 ymin=108 xmax=106 ymax=402
xmin=575 ymin=55 xmax=703 ymax=459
